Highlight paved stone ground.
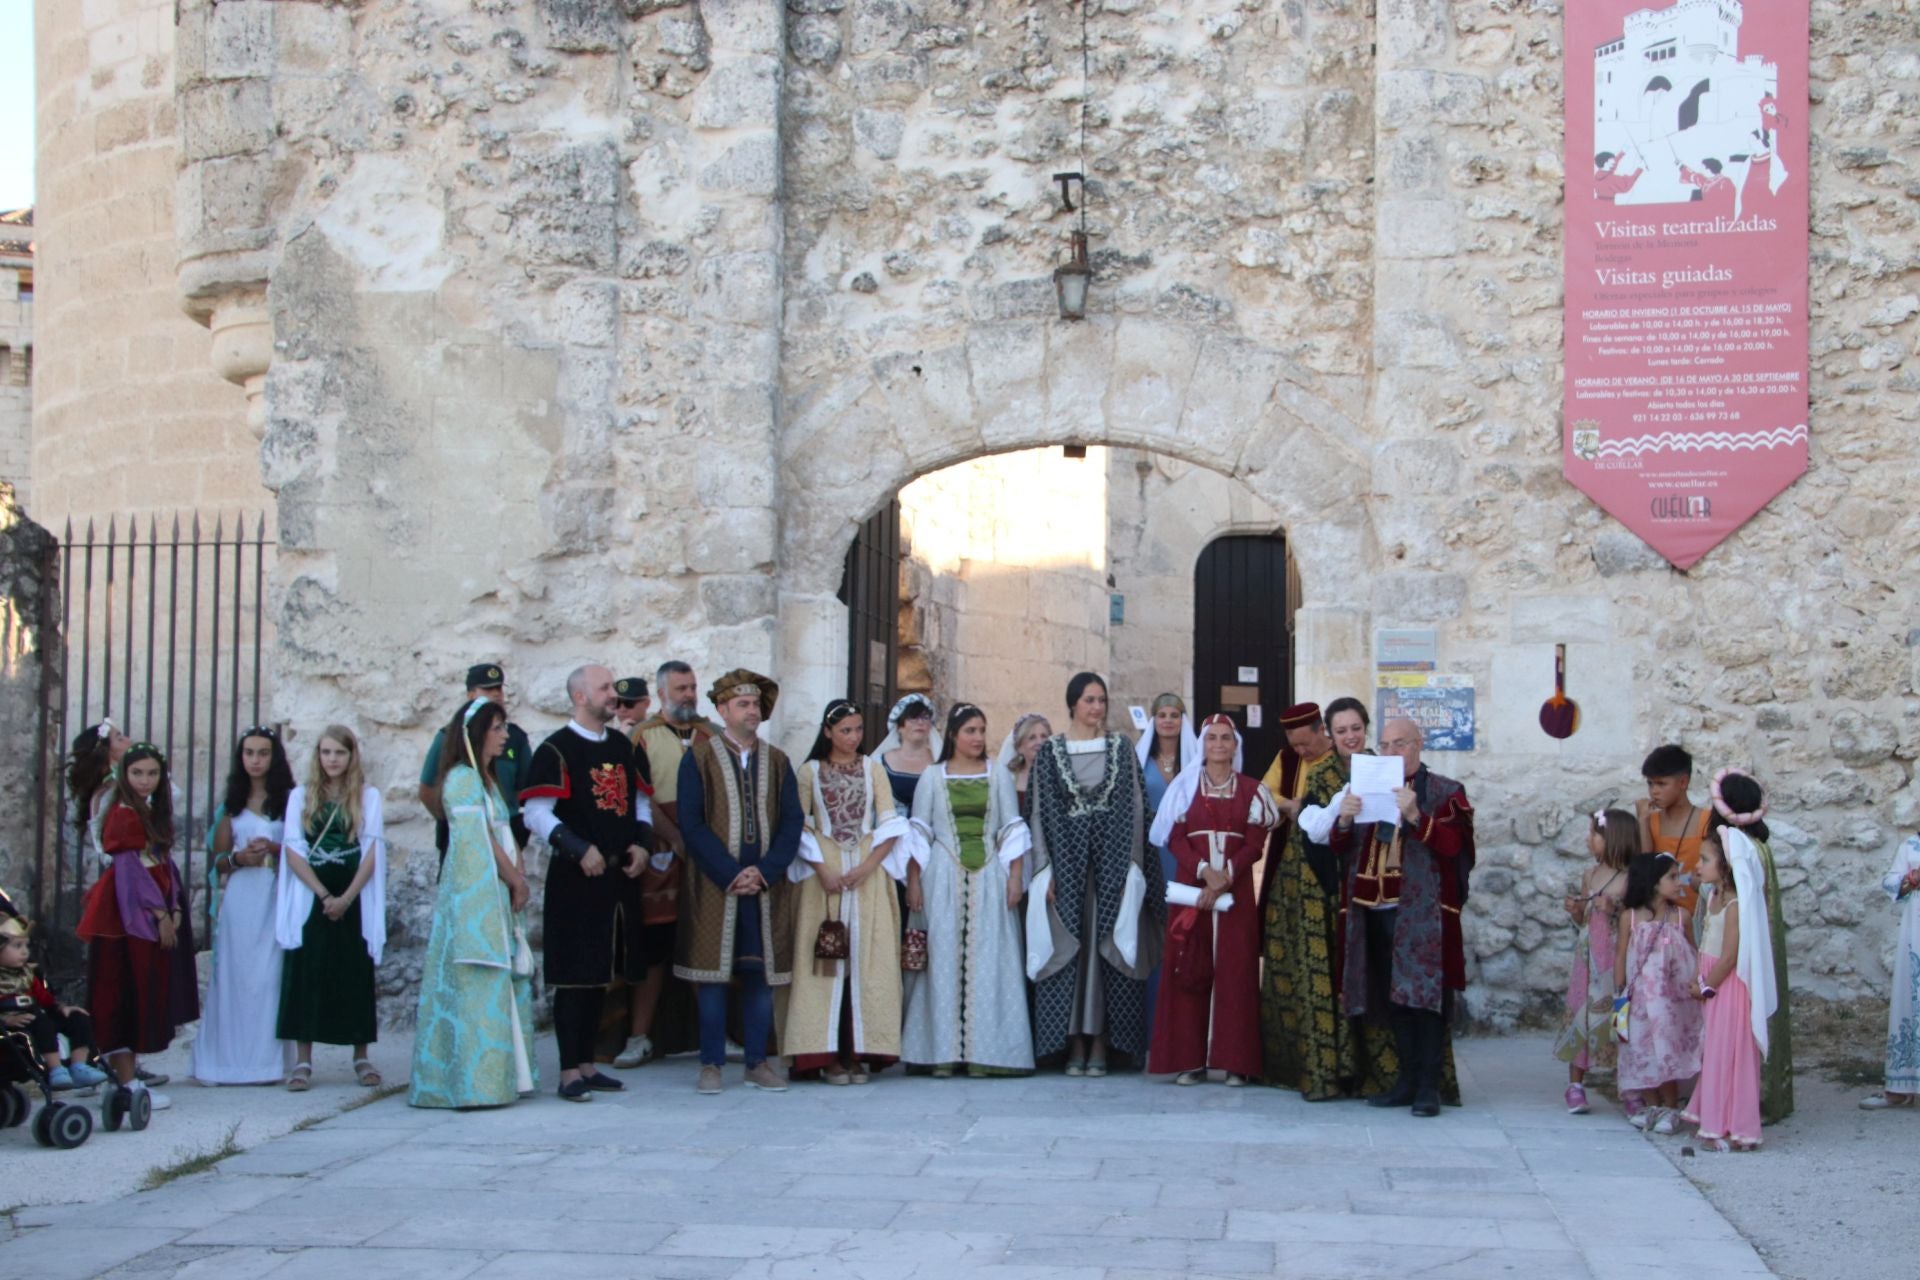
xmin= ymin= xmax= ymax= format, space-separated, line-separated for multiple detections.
xmin=0 ymin=1036 xmax=1771 ymax=1280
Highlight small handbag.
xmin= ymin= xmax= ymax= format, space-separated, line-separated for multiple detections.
xmin=1611 ymin=995 xmax=1631 ymax=1043
xmin=901 ymin=910 xmax=929 ymax=972
xmin=813 ymin=894 xmax=850 ymax=974
xmin=1166 ymin=907 xmax=1214 ymax=995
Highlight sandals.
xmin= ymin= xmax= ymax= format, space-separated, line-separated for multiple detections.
xmin=823 ymin=1069 xmax=853 ymax=1087
xmin=353 ymin=1058 xmax=382 ymax=1087
xmin=1175 ymin=1070 xmax=1205 ymax=1087
xmin=1860 ymin=1092 xmax=1916 ymax=1110
xmin=287 ymin=1062 xmax=313 ymax=1093
xmin=849 ymin=1069 xmax=871 ymax=1085
xmin=1085 ymin=1059 xmax=1108 ymax=1078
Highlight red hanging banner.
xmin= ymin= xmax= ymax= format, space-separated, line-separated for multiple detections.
xmin=1563 ymin=0 xmax=1809 ymax=571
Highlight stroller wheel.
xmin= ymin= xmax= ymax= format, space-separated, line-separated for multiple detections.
xmin=0 ymin=1081 xmax=26 ymax=1128
xmin=101 ymin=1082 xmax=127 ymax=1131
xmin=46 ymin=1102 xmax=93 ymax=1149
xmin=128 ymin=1086 xmax=153 ymax=1131
xmin=32 ymin=1102 xmax=54 ymax=1146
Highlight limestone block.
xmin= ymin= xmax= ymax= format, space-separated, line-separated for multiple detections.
xmin=1370 ymin=439 xmax=1461 ymax=498
xmin=686 ymin=505 xmax=777 ymax=575
xmin=1225 ymin=91 xmax=1307 ymax=157
xmin=1374 ymin=309 xmax=1461 ymax=371
xmin=1175 ymin=335 xmax=1288 ymax=469
xmin=1510 ymin=595 xmax=1610 ymax=644
xmin=697 ymin=133 xmax=782 ymax=194
xmin=851 ymin=0 xmax=917 ymax=56
xmin=701 ymin=572 xmax=777 ymax=626
xmin=1378 ymin=199 xmax=1459 ymax=260
xmin=507 ymin=142 xmax=619 ymax=271
xmin=690 ymin=56 xmax=781 ymax=130
xmin=851 ymin=53 xmax=927 ymax=104
xmin=179 ymin=80 xmax=273 ymax=161
xmin=539 ymin=0 xmax=623 ymax=52
xmin=967 ymin=323 xmax=1049 ymax=453
xmin=1590 ymin=530 xmax=1666 ymax=577
xmin=1369 ymin=571 xmax=1466 ymax=626
xmin=695 ymin=252 xmax=780 ymax=324
xmin=174 ymin=155 xmax=279 ymax=258
xmin=204 ymin=0 xmax=275 ymax=81
xmin=790 ymin=15 xmax=843 ymax=68
xmin=853 ymin=108 xmax=904 ymax=159
xmin=1378 ymin=69 xmax=1491 ymax=131
xmin=558 ymin=281 xmax=618 ymax=347
xmin=1377 ymin=0 xmax=1451 ymax=64
xmin=702 ymin=0 xmax=784 ymax=55
xmin=1830 ymin=708 xmax=1898 ymax=768
xmin=1102 ymin=320 xmax=1202 ymax=458
xmin=871 ymin=344 xmax=981 ymax=468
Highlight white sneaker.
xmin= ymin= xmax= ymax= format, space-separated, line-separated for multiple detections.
xmin=1652 ymin=1110 xmax=1678 ymax=1135
xmin=145 ymin=1088 xmax=173 ymax=1112
xmin=612 ymin=1036 xmax=653 ymax=1069
xmin=725 ymin=1039 xmax=746 ymax=1063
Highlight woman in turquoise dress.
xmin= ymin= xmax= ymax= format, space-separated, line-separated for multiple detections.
xmin=411 ymin=699 xmax=537 ymax=1109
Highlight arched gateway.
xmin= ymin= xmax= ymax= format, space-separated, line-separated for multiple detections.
xmin=773 ymin=317 xmax=1376 ymax=742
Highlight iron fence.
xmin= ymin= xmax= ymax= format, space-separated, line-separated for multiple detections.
xmin=32 ymin=513 xmax=274 ymax=976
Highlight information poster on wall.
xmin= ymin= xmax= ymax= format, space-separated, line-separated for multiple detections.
xmin=1563 ymin=0 xmax=1809 ymax=570
xmin=1376 ymin=674 xmax=1476 ymax=753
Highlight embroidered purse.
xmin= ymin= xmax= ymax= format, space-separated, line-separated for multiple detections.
xmin=813 ymin=894 xmax=850 ymax=974
xmin=901 ymin=909 xmax=928 ymax=972
xmin=1611 ymin=995 xmax=1631 ymax=1043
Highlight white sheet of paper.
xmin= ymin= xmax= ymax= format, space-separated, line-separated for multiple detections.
xmin=1166 ymin=882 xmax=1234 ymax=913
xmin=1349 ymin=754 xmax=1405 ymax=824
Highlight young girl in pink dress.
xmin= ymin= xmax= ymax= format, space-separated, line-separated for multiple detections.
xmin=1554 ymin=808 xmax=1635 ymax=1113
xmin=1682 ymin=827 xmax=1776 ymax=1151
xmin=1613 ymin=852 xmax=1703 ymax=1133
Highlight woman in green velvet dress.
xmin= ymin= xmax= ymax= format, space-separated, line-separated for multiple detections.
xmin=275 ymin=724 xmax=386 ymax=1091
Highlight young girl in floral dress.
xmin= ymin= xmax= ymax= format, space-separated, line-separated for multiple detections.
xmin=1555 ymin=808 xmax=1635 ymax=1113
xmin=1613 ymin=852 xmax=1703 ymax=1133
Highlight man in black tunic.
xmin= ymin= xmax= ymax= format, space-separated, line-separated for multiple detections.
xmin=520 ymin=663 xmax=652 ymax=1102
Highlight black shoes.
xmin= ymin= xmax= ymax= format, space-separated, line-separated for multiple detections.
xmin=558 ymin=1078 xmax=595 ymax=1103
xmin=582 ymin=1072 xmax=625 ymax=1092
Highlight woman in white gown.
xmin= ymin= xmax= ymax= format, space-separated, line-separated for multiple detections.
xmin=193 ymin=727 xmax=296 ymax=1084
xmin=902 ymin=704 xmax=1035 ymax=1076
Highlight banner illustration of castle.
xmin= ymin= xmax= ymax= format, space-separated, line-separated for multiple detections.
xmin=1563 ymin=0 xmax=1809 ymax=570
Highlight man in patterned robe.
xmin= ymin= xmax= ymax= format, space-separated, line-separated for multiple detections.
xmin=1332 ymin=717 xmax=1474 ymax=1117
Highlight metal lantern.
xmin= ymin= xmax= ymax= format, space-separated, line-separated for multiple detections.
xmin=1053 ymin=230 xmax=1092 ymax=321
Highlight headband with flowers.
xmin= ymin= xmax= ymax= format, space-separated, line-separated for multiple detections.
xmin=1710 ymin=767 xmax=1768 ymax=827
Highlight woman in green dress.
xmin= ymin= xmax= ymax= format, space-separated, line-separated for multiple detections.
xmin=275 ymin=724 xmax=385 ymax=1091
xmin=410 ymin=699 xmax=537 ymax=1108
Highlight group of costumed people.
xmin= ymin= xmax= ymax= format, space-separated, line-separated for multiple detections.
xmin=28 ymin=664 xmax=1841 ymax=1142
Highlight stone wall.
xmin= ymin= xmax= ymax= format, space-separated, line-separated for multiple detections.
xmin=31 ymin=0 xmax=265 ymax=526
xmin=0 ymin=237 xmax=30 ymax=502
xmin=21 ymin=0 xmax=1920 ymax=1025
xmin=0 ymin=485 xmax=56 ymax=916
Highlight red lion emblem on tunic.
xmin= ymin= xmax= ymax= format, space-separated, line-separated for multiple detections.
xmin=589 ymin=763 xmax=628 ymax=815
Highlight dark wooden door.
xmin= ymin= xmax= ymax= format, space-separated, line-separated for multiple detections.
xmin=838 ymin=499 xmax=902 ymax=753
xmin=1191 ymin=533 xmax=1294 ymax=781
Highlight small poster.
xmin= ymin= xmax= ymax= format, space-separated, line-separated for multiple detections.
xmin=1246 ymin=705 xmax=1263 ymax=729
xmin=1128 ymin=705 xmax=1150 ymax=732
xmin=1237 ymin=665 xmax=1259 ymax=682
xmin=1375 ymin=673 xmax=1476 ymax=752
xmin=1375 ymin=629 xmax=1437 ymax=672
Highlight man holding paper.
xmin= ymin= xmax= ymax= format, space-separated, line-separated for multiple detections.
xmin=1332 ymin=717 xmax=1475 ymax=1117
xmin=1147 ymin=715 xmax=1280 ymax=1085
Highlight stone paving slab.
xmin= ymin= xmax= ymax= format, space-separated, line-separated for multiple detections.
xmin=0 ymin=1036 xmax=1776 ymax=1279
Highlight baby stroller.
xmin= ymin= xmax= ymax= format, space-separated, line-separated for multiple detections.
xmin=2 ymin=1000 xmax=96 ymax=1148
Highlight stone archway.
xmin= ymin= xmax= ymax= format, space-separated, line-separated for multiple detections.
xmin=773 ymin=317 xmax=1377 ymax=739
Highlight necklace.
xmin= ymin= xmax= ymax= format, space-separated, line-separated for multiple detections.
xmin=1155 ymin=752 xmax=1179 ymax=780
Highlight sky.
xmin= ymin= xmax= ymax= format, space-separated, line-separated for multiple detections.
xmin=0 ymin=0 xmax=34 ymax=210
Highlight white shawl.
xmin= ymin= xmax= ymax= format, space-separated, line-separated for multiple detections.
xmin=274 ymin=784 xmax=387 ymax=965
xmin=1720 ymin=828 xmax=1777 ymax=1059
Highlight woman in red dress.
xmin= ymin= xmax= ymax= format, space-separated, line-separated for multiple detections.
xmin=77 ymin=742 xmax=197 ymax=1119
xmin=1146 ymin=715 xmax=1280 ymax=1085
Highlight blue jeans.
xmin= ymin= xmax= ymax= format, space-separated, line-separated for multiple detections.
xmin=697 ymin=970 xmax=772 ymax=1068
